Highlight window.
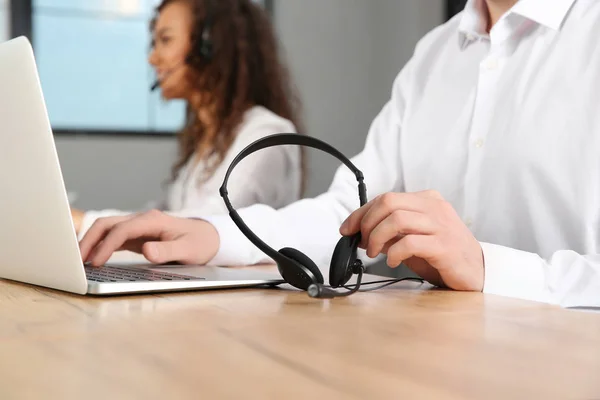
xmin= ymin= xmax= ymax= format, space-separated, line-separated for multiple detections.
xmin=33 ymin=0 xmax=183 ymax=133
xmin=10 ymin=0 xmax=272 ymax=135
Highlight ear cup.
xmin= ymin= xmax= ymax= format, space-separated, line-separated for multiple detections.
xmin=199 ymin=40 xmax=213 ymax=60
xmin=186 ymin=38 xmax=212 ymax=64
xmin=329 ymin=235 xmax=360 ymax=288
xmin=278 ymin=247 xmax=324 ymax=290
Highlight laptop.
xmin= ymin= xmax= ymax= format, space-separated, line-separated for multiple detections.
xmin=0 ymin=36 xmax=284 ymax=295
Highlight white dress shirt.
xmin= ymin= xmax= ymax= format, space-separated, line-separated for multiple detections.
xmin=78 ymin=105 xmax=301 ymax=239
xmin=202 ymin=0 xmax=600 ymax=308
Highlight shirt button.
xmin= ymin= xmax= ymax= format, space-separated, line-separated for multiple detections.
xmin=465 ymin=218 xmax=473 ymax=228
xmin=474 ymin=138 xmax=484 ymax=148
xmin=482 ymin=57 xmax=499 ymax=71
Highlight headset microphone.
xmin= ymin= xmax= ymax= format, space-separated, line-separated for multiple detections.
xmin=307 ymin=261 xmax=364 ymax=298
xmin=150 ymin=79 xmax=161 ymax=92
xmin=308 ymin=282 xmax=360 ymax=299
xmin=307 ymin=284 xmax=336 ymax=299
xmin=149 ymin=59 xmax=188 ymax=91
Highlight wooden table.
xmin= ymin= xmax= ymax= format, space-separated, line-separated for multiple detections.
xmin=1 ymin=269 xmax=599 ymax=400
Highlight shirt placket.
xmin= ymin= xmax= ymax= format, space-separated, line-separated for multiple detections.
xmin=462 ymin=24 xmax=514 ymax=230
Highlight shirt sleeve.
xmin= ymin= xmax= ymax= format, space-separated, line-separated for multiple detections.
xmin=481 ymin=242 xmax=600 ymax=308
xmin=201 ymin=59 xmax=414 ymax=273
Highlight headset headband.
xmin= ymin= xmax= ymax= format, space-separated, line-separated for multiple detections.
xmin=219 ymin=134 xmax=367 ymax=262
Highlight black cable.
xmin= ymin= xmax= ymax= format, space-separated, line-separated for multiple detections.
xmin=329 ymin=268 xmax=364 ymax=297
xmin=343 ymin=276 xmax=425 ymax=292
xmin=264 ymin=275 xmax=425 ymax=294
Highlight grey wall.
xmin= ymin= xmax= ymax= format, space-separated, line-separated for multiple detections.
xmin=277 ymin=0 xmax=444 ymax=197
xmin=55 ymin=135 xmax=177 ymax=210
xmin=55 ymin=0 xmax=444 ymax=210
xmin=275 ymin=0 xmax=382 ymax=197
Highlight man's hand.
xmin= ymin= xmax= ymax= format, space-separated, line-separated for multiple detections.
xmin=79 ymin=210 xmax=220 ymax=267
xmin=340 ymin=191 xmax=484 ymax=291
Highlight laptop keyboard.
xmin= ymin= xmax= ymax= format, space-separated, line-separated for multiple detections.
xmin=85 ymin=265 xmax=205 ymax=283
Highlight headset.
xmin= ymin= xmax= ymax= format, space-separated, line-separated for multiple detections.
xmin=219 ymin=133 xmax=370 ymax=299
xmin=190 ymin=0 xmax=215 ymax=63
xmin=150 ymin=0 xmax=215 ymax=91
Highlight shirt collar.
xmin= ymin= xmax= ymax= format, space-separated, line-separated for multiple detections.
xmin=511 ymin=0 xmax=576 ymax=30
xmin=457 ymin=0 xmax=577 ymax=49
xmin=458 ymin=0 xmax=488 ymax=37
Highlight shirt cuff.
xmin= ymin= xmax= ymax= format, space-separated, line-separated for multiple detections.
xmin=480 ymin=242 xmax=551 ymax=304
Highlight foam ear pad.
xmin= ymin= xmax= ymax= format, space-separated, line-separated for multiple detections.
xmin=329 ymin=235 xmax=359 ymax=288
xmin=200 ymin=41 xmax=213 ymax=60
xmin=278 ymin=247 xmax=324 ymax=290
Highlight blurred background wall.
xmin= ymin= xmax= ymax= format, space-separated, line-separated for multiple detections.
xmin=1 ymin=0 xmax=468 ymax=275
xmin=1 ymin=0 xmax=449 ymax=209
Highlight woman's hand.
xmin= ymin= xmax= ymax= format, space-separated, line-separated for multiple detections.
xmin=78 ymin=210 xmax=220 ymax=267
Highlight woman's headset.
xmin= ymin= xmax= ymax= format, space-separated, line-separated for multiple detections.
xmin=219 ymin=134 xmax=369 ymax=299
xmin=189 ymin=0 xmax=215 ymax=63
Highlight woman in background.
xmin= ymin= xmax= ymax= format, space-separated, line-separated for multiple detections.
xmin=72 ymin=0 xmax=305 ymax=237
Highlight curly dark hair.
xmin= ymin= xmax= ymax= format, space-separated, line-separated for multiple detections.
xmin=152 ymin=0 xmax=306 ymax=194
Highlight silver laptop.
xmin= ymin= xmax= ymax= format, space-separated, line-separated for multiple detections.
xmin=0 ymin=36 xmax=284 ymax=295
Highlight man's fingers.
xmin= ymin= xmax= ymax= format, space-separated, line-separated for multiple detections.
xmin=357 ymin=193 xmax=437 ymax=247
xmin=339 ymin=199 xmax=376 ymax=236
xmin=340 ymin=192 xmax=433 ymax=237
xmin=414 ymin=190 xmax=444 ymax=200
xmin=366 ymin=210 xmax=436 ymax=257
xmin=385 ymin=235 xmax=441 ymax=268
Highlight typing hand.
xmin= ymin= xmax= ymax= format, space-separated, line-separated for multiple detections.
xmin=340 ymin=191 xmax=484 ymax=292
xmin=78 ymin=210 xmax=220 ymax=267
